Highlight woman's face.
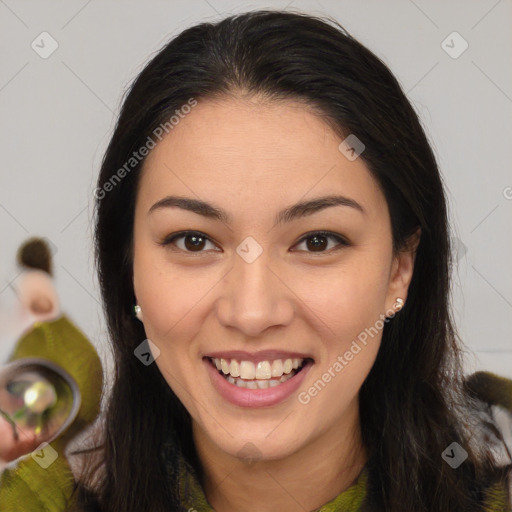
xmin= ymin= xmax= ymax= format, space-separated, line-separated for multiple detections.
xmin=133 ymin=95 xmax=416 ymax=462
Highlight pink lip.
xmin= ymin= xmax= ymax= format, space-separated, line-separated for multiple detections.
xmin=203 ymin=350 xmax=314 ymax=364
xmin=203 ymin=357 xmax=314 ymax=408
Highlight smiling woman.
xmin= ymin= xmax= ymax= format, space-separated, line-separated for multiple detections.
xmin=64 ymin=9 xmax=512 ymax=512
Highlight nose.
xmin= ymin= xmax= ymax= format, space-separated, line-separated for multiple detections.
xmin=214 ymin=248 xmax=294 ymax=337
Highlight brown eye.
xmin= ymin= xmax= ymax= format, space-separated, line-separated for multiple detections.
xmin=306 ymin=234 xmax=328 ymax=251
xmin=183 ymin=233 xmax=206 ymax=251
xmin=160 ymin=231 xmax=219 ymax=253
xmin=293 ymin=231 xmax=349 ymax=253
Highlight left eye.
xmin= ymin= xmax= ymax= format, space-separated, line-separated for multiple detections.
xmin=160 ymin=230 xmax=349 ymax=254
xmin=293 ymin=231 xmax=349 ymax=253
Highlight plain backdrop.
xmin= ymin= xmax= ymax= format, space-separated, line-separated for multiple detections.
xmin=0 ymin=0 xmax=511 ymax=383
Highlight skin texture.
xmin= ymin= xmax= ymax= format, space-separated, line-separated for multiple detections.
xmin=0 ymin=416 xmax=39 ymax=465
xmin=133 ymin=95 xmax=419 ymax=512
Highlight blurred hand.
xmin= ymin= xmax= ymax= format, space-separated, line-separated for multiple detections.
xmin=0 ymin=416 xmax=39 ymax=463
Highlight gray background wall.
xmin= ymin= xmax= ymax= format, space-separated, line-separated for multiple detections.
xmin=1 ymin=0 xmax=511 ymax=380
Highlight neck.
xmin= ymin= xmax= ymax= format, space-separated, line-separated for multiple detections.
xmin=192 ymin=399 xmax=366 ymax=512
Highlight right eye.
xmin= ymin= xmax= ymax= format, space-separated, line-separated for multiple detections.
xmin=159 ymin=231 xmax=221 ymax=253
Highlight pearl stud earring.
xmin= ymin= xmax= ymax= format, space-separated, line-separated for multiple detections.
xmin=395 ymin=297 xmax=404 ymax=310
xmin=134 ymin=304 xmax=143 ymax=321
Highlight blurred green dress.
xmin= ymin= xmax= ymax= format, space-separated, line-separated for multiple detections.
xmin=0 ymin=315 xmax=103 ymax=511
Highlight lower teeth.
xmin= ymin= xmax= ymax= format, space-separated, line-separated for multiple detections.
xmin=221 ymin=369 xmax=299 ymax=389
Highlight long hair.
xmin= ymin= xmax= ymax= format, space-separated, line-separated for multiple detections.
xmin=71 ymin=10 xmax=510 ymax=511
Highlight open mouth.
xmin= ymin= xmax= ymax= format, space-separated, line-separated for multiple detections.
xmin=206 ymin=356 xmax=314 ymax=390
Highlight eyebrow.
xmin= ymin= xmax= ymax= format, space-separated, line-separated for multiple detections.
xmin=148 ymin=194 xmax=365 ymax=225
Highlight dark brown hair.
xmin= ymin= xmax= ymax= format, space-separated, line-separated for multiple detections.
xmin=17 ymin=237 xmax=53 ymax=275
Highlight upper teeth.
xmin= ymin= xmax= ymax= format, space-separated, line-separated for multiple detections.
xmin=212 ymin=357 xmax=304 ymax=380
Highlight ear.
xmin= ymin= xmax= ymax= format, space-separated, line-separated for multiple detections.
xmin=385 ymin=228 xmax=421 ymax=311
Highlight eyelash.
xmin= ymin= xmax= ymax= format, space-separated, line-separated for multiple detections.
xmin=159 ymin=230 xmax=350 ymax=255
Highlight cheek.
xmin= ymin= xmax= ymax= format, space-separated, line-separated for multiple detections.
xmin=292 ymin=256 xmax=391 ymax=338
xmin=133 ymin=244 xmax=210 ymax=339
xmin=295 ymin=265 xmax=387 ymax=415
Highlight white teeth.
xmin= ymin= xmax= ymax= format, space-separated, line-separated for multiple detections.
xmin=239 ymin=361 xmax=256 ymax=380
xmin=220 ymin=358 xmax=230 ymax=374
xmin=212 ymin=357 xmax=306 ymax=379
xmin=271 ymin=359 xmax=283 ymax=377
xmin=209 ymin=356 xmax=311 ymax=389
xmin=229 ymin=359 xmax=240 ymax=377
xmin=225 ymin=371 xmax=297 ymax=389
xmin=255 ymin=361 xmax=272 ymax=379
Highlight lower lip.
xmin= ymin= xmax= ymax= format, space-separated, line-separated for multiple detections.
xmin=203 ymin=357 xmax=314 ymax=408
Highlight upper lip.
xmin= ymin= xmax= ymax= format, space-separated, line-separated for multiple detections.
xmin=203 ymin=350 xmax=315 ymax=364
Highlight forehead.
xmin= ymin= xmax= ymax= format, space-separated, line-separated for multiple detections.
xmin=136 ymin=95 xmax=387 ymax=221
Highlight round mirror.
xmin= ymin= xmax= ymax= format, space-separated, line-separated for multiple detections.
xmin=0 ymin=358 xmax=81 ymax=464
